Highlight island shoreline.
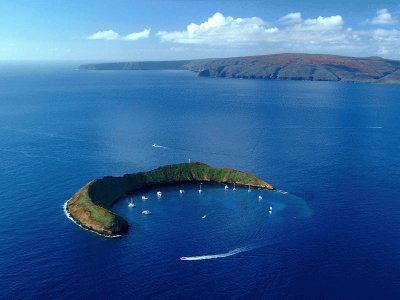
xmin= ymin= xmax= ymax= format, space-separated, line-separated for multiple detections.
xmin=63 ymin=201 xmax=122 ymax=238
xmin=65 ymin=162 xmax=274 ymax=237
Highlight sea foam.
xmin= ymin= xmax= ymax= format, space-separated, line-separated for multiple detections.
xmin=63 ymin=201 xmax=121 ymax=238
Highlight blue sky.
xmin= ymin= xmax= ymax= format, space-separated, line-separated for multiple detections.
xmin=1 ymin=0 xmax=400 ymax=61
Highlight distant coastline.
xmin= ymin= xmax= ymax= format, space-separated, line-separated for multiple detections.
xmin=65 ymin=162 xmax=274 ymax=237
xmin=79 ymin=53 xmax=400 ymax=84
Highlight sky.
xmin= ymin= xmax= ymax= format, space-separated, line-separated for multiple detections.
xmin=1 ymin=0 xmax=400 ymax=61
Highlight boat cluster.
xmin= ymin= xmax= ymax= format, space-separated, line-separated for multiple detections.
xmin=223 ymin=184 xmax=267 ymax=209
xmin=127 ymin=184 xmax=273 ymax=215
xmin=127 ymin=193 xmax=156 ymax=215
xmin=127 ymin=190 xmax=166 ymax=215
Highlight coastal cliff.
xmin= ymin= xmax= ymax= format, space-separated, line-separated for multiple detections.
xmin=79 ymin=53 xmax=400 ymax=84
xmin=66 ymin=162 xmax=274 ymax=237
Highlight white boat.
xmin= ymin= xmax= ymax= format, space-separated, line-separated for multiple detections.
xmin=202 ymin=215 xmax=207 ymax=219
xmin=179 ymin=189 xmax=184 ymax=194
xmin=248 ymin=185 xmax=251 ymax=192
xmin=152 ymin=143 xmax=157 ymax=147
xmin=157 ymin=191 xmax=162 ymax=197
xmin=224 ymin=185 xmax=228 ymax=190
xmin=269 ymin=210 xmax=272 ymax=214
xmin=141 ymin=196 xmax=148 ymax=200
xmin=142 ymin=210 xmax=152 ymax=215
xmin=258 ymin=195 xmax=263 ymax=200
xmin=128 ymin=199 xmax=136 ymax=208
xmin=233 ymin=183 xmax=236 ymax=191
xmin=198 ymin=184 xmax=202 ymax=193
xmin=269 ymin=206 xmax=273 ymax=211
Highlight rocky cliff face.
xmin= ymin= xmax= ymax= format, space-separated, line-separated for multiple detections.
xmin=184 ymin=53 xmax=400 ymax=83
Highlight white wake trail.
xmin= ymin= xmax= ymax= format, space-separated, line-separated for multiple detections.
xmin=180 ymin=245 xmax=258 ymax=261
xmin=276 ymin=189 xmax=289 ymax=195
xmin=152 ymin=144 xmax=169 ymax=149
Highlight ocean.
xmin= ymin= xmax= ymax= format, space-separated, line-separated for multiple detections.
xmin=0 ymin=63 xmax=399 ymax=299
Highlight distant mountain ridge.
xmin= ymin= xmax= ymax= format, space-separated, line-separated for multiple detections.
xmin=79 ymin=53 xmax=400 ymax=84
xmin=81 ymin=60 xmax=191 ymax=71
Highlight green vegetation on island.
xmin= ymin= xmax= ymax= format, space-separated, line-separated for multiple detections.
xmin=66 ymin=162 xmax=274 ymax=237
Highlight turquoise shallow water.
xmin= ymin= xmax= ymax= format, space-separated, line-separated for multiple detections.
xmin=0 ymin=64 xmax=399 ymax=299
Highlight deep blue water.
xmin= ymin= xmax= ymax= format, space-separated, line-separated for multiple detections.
xmin=0 ymin=64 xmax=399 ymax=299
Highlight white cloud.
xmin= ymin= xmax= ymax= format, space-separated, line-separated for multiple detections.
xmin=369 ymin=8 xmax=397 ymax=25
xmin=279 ymin=12 xmax=302 ymax=24
xmin=301 ymin=15 xmax=344 ymax=30
xmin=158 ymin=12 xmax=352 ymax=48
xmin=279 ymin=13 xmax=344 ymax=30
xmin=122 ymin=29 xmax=151 ymax=41
xmin=87 ymin=29 xmax=150 ymax=41
xmin=85 ymin=11 xmax=400 ymax=59
xmin=158 ymin=12 xmax=278 ymax=45
xmin=366 ymin=28 xmax=400 ymax=58
xmin=371 ymin=28 xmax=400 ymax=42
xmin=87 ymin=30 xmax=120 ymax=40
xmin=155 ymin=11 xmax=400 ymax=58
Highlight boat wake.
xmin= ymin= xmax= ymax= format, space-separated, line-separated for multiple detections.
xmin=276 ymin=189 xmax=289 ymax=195
xmin=152 ymin=143 xmax=169 ymax=149
xmin=180 ymin=245 xmax=259 ymax=261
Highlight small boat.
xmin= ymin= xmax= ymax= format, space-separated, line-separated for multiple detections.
xmin=142 ymin=210 xmax=152 ymax=215
xmin=248 ymin=185 xmax=251 ymax=192
xmin=233 ymin=183 xmax=236 ymax=191
xmin=269 ymin=210 xmax=272 ymax=214
xmin=157 ymin=191 xmax=162 ymax=197
xmin=198 ymin=184 xmax=202 ymax=193
xmin=224 ymin=185 xmax=228 ymax=190
xmin=258 ymin=195 xmax=263 ymax=200
xmin=202 ymin=214 xmax=207 ymax=219
xmin=269 ymin=206 xmax=273 ymax=211
xmin=141 ymin=196 xmax=148 ymax=200
xmin=179 ymin=189 xmax=184 ymax=194
xmin=152 ymin=143 xmax=167 ymax=149
xmin=128 ymin=199 xmax=136 ymax=208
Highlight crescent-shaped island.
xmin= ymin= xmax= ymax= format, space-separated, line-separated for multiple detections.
xmin=65 ymin=162 xmax=274 ymax=237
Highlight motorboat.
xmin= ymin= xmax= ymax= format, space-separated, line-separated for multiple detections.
xmin=142 ymin=210 xmax=152 ymax=215
xmin=141 ymin=196 xmax=148 ymax=200
xmin=157 ymin=191 xmax=162 ymax=197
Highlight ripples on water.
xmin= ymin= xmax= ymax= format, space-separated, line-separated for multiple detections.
xmin=0 ymin=65 xmax=399 ymax=298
